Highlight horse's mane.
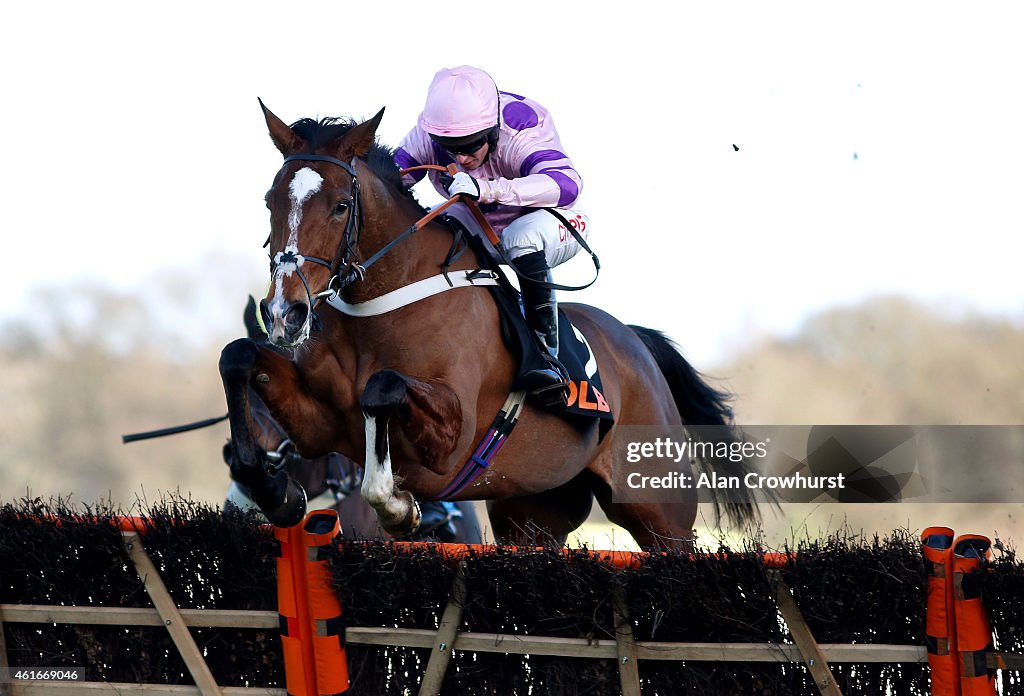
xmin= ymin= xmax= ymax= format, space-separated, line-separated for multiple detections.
xmin=289 ymin=117 xmax=420 ymax=206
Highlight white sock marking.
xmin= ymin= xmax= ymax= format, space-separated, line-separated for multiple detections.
xmin=361 ymin=415 xmax=409 ymax=522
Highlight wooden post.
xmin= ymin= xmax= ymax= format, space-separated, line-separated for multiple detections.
xmin=0 ymin=602 xmax=10 ymax=696
xmin=122 ymin=532 xmax=223 ymax=696
xmin=767 ymin=569 xmax=843 ymax=696
xmin=418 ymin=563 xmax=467 ymax=696
xmin=612 ymin=587 xmax=642 ymax=696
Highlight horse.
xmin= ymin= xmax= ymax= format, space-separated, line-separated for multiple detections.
xmin=219 ymin=101 xmax=761 ymax=549
xmin=222 ymin=297 xmax=482 ymax=542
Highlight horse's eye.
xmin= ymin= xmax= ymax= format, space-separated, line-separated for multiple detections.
xmin=334 ymin=201 xmax=349 ymax=216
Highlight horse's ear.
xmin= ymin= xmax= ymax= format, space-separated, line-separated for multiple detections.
xmin=259 ymin=98 xmax=305 ymax=156
xmin=335 ymin=107 xmax=385 ymax=159
xmin=243 ymin=295 xmax=266 ymax=339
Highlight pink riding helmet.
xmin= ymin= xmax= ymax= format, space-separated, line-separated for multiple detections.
xmin=418 ymin=66 xmax=499 ymax=137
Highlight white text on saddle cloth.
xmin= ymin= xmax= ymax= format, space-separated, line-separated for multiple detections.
xmin=564 ymin=324 xmax=609 ymax=413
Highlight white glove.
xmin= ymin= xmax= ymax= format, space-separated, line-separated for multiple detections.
xmin=446 ymin=171 xmax=482 ymax=201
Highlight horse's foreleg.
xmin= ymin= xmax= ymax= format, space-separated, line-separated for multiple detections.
xmin=358 ymin=369 xmax=463 ymax=537
xmin=220 ymin=338 xmax=307 ymax=527
xmin=360 ymin=408 xmax=421 ymax=537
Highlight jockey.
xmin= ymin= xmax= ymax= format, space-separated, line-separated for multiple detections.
xmin=395 ymin=65 xmax=590 ymax=407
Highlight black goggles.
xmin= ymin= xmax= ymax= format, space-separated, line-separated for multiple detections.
xmin=431 ymin=132 xmax=491 ymax=156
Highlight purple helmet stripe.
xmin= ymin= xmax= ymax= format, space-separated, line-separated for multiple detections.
xmin=519 ymin=149 xmax=568 ymax=177
xmin=542 ymin=170 xmax=580 ymax=208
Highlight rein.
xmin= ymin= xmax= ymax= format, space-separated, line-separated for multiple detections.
xmin=121 ymin=414 xmax=229 ymax=443
xmin=399 ymin=164 xmax=601 ymax=292
xmin=272 ymin=156 xmax=466 ymax=311
xmin=271 ymin=155 xmax=600 ymax=316
xmin=123 ymin=410 xmax=359 ymax=502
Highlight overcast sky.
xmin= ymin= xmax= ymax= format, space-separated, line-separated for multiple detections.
xmin=2 ymin=2 xmax=1021 ymax=365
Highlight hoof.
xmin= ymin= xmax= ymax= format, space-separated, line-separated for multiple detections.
xmin=263 ymin=477 xmax=308 ymax=528
xmin=381 ymin=491 xmax=422 ymax=539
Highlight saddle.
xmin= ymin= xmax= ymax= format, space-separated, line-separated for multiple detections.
xmin=448 ymin=218 xmax=615 ymax=429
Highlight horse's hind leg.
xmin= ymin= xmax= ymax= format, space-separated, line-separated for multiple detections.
xmin=487 ymin=473 xmax=595 ymax=546
xmin=593 ymin=484 xmax=697 ymax=551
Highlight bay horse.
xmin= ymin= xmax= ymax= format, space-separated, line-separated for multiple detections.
xmin=222 ymin=298 xmax=482 ymax=542
xmin=219 ymin=102 xmax=760 ymax=548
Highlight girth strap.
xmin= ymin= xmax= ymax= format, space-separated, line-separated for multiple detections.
xmin=427 ymin=391 xmax=527 ymax=501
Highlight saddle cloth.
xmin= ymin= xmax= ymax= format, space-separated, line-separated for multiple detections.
xmin=455 ymin=222 xmax=615 ymax=426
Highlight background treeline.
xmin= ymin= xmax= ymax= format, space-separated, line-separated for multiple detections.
xmin=1 ymin=274 xmax=1021 ymax=545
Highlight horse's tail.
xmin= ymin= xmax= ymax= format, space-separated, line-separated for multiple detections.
xmin=629 ymin=325 xmax=763 ymax=529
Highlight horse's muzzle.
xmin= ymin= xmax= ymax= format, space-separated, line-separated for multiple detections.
xmin=261 ymin=298 xmax=311 ymax=347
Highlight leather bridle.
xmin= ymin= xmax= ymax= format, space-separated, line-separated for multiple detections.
xmin=268 ymin=154 xmax=364 ymax=310
xmin=268 ymin=156 xmax=469 ymax=311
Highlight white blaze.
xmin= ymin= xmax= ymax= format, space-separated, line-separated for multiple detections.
xmin=270 ymin=167 xmax=324 ymax=331
xmin=287 ymin=167 xmax=323 ymax=245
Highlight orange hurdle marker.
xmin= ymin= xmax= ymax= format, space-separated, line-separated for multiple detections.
xmin=952 ymin=535 xmax=998 ymax=696
xmin=275 ymin=509 xmax=349 ymax=696
xmin=922 ymin=527 xmax=959 ymax=696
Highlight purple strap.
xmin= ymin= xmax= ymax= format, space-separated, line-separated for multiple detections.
xmin=427 ymin=394 xmax=524 ymax=501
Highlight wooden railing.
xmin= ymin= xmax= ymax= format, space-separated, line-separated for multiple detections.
xmin=4 ymin=512 xmax=1022 ymax=696
xmin=0 ymin=526 xmax=283 ymax=696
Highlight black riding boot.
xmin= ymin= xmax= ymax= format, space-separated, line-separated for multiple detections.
xmin=513 ymin=251 xmax=570 ymax=408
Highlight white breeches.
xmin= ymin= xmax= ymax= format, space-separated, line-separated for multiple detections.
xmin=443 ymin=204 xmax=591 ymax=268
